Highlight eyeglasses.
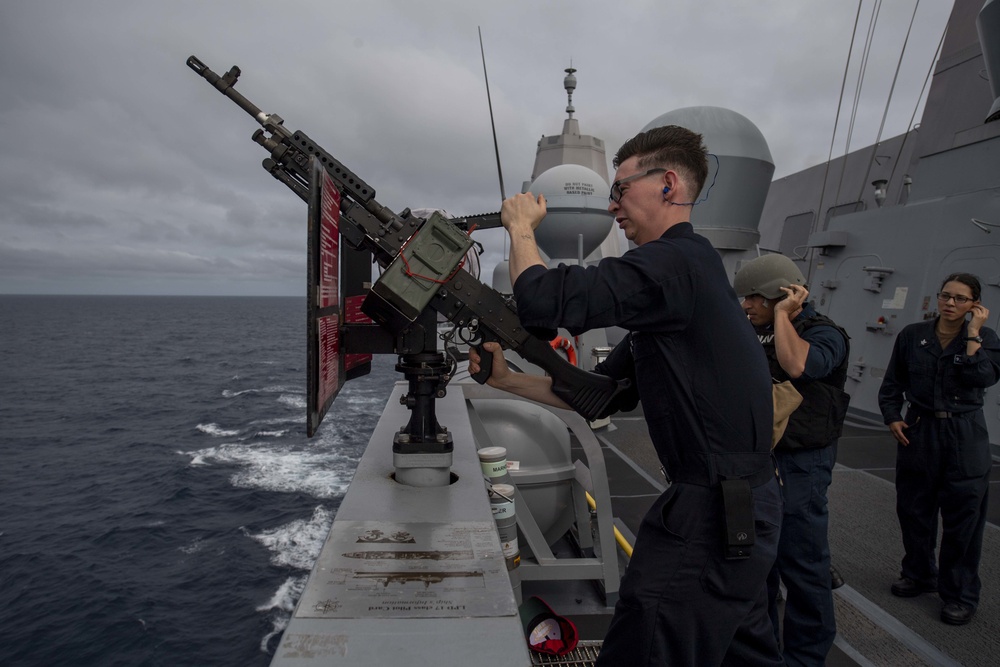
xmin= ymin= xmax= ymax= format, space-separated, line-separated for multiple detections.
xmin=937 ymin=292 xmax=972 ymax=305
xmin=609 ymin=168 xmax=666 ymax=203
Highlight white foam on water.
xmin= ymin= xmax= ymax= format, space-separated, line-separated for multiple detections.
xmin=277 ymin=394 xmax=306 ymax=410
xmin=195 ymin=423 xmax=241 ymax=437
xmin=261 ymin=384 xmax=299 ymax=394
xmin=248 ymin=416 xmax=301 ymax=427
xmin=247 ymin=502 xmax=336 ymax=654
xmin=230 ymin=448 xmax=353 ymax=499
xmin=221 ymin=388 xmax=260 ymax=398
xmin=259 ymin=618 xmax=286 ymax=654
xmin=187 ymin=452 xmax=210 ymax=466
xmin=250 ymin=509 xmax=334 ymax=653
xmin=247 ymin=505 xmax=334 ymax=570
xmin=256 ymin=574 xmax=307 ymax=612
xmin=184 ymin=443 xmax=356 ymax=499
xmin=179 ymin=537 xmax=204 ymax=555
xmin=251 ymin=430 xmax=288 ymax=438
xmin=257 ymin=575 xmax=308 ymax=653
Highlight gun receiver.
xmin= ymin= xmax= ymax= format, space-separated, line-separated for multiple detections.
xmin=187 ymin=56 xmax=629 ymax=422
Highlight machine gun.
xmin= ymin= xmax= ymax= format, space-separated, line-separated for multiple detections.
xmin=186 ymin=56 xmax=629 ymax=481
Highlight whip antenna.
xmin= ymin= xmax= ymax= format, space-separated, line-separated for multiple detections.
xmin=479 ymin=27 xmax=506 ymax=203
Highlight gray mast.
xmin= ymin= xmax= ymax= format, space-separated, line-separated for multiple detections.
xmin=530 ymin=67 xmax=610 ymax=183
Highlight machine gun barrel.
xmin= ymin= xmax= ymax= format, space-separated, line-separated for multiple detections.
xmin=187 ymin=56 xmax=403 ymax=237
xmin=187 ymin=56 xmax=267 ymax=122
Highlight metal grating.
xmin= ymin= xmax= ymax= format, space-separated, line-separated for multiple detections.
xmin=529 ymin=640 xmax=602 ymax=666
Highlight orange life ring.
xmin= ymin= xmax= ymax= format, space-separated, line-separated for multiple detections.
xmin=550 ymin=336 xmax=578 ymax=366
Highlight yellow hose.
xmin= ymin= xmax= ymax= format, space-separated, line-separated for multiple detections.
xmin=585 ymin=491 xmax=633 ymax=559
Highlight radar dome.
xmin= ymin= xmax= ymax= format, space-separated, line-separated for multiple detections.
xmin=642 ymin=106 xmax=774 ymax=250
xmin=528 ymin=164 xmax=614 ymax=260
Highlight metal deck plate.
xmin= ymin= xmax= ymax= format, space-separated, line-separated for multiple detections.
xmin=529 ymin=640 xmax=603 ymax=666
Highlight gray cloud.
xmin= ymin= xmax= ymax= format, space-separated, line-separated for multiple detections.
xmin=0 ymin=0 xmax=953 ymax=295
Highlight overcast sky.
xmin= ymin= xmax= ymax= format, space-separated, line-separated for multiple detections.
xmin=0 ymin=0 xmax=955 ymax=296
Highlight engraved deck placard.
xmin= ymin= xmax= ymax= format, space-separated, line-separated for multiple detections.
xmin=295 ymin=521 xmax=516 ymax=619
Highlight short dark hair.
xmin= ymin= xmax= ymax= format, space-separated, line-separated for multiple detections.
xmin=940 ymin=272 xmax=982 ymax=301
xmin=613 ymin=125 xmax=709 ymax=195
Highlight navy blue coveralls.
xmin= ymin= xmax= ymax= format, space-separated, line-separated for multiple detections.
xmin=878 ymin=318 xmax=1000 ymax=609
xmin=513 ymin=222 xmax=782 ymax=666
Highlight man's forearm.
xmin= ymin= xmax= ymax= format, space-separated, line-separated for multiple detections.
xmin=492 ymin=367 xmax=571 ymax=410
xmin=773 ymin=311 xmax=810 ymax=378
xmin=507 ymin=224 xmax=546 ymax=286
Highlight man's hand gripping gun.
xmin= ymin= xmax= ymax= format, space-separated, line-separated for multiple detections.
xmin=186 ymin=56 xmax=629 ymax=421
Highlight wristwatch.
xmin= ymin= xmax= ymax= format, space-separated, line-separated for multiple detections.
xmin=965 ymin=335 xmax=983 ymax=343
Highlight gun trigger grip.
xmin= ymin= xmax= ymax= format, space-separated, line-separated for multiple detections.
xmin=469 ymin=329 xmax=500 ymax=385
xmin=470 ymin=345 xmax=493 ymax=385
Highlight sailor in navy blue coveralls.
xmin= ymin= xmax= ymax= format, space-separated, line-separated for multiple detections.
xmin=878 ymin=290 xmax=999 ymax=623
xmin=474 ymin=126 xmax=783 ymax=666
xmin=517 ymin=228 xmax=781 ymax=665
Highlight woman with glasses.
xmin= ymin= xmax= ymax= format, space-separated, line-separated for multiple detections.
xmin=878 ymin=273 xmax=999 ymax=626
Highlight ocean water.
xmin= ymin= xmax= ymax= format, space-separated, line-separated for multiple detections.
xmin=0 ymin=295 xmax=396 ymax=666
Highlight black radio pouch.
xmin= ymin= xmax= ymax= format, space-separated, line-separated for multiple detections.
xmin=721 ymin=478 xmax=754 ymax=560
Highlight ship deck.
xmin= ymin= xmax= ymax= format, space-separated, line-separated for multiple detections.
xmin=529 ymin=408 xmax=1000 ymax=666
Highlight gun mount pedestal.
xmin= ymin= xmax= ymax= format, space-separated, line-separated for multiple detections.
xmin=273 ymin=384 xmax=530 ymax=667
xmin=393 ymin=352 xmax=454 ymax=487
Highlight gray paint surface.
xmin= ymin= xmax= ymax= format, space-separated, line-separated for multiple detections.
xmin=271 ymin=385 xmax=530 ymax=666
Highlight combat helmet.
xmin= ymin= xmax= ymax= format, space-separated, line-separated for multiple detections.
xmin=733 ymin=254 xmax=806 ymax=299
